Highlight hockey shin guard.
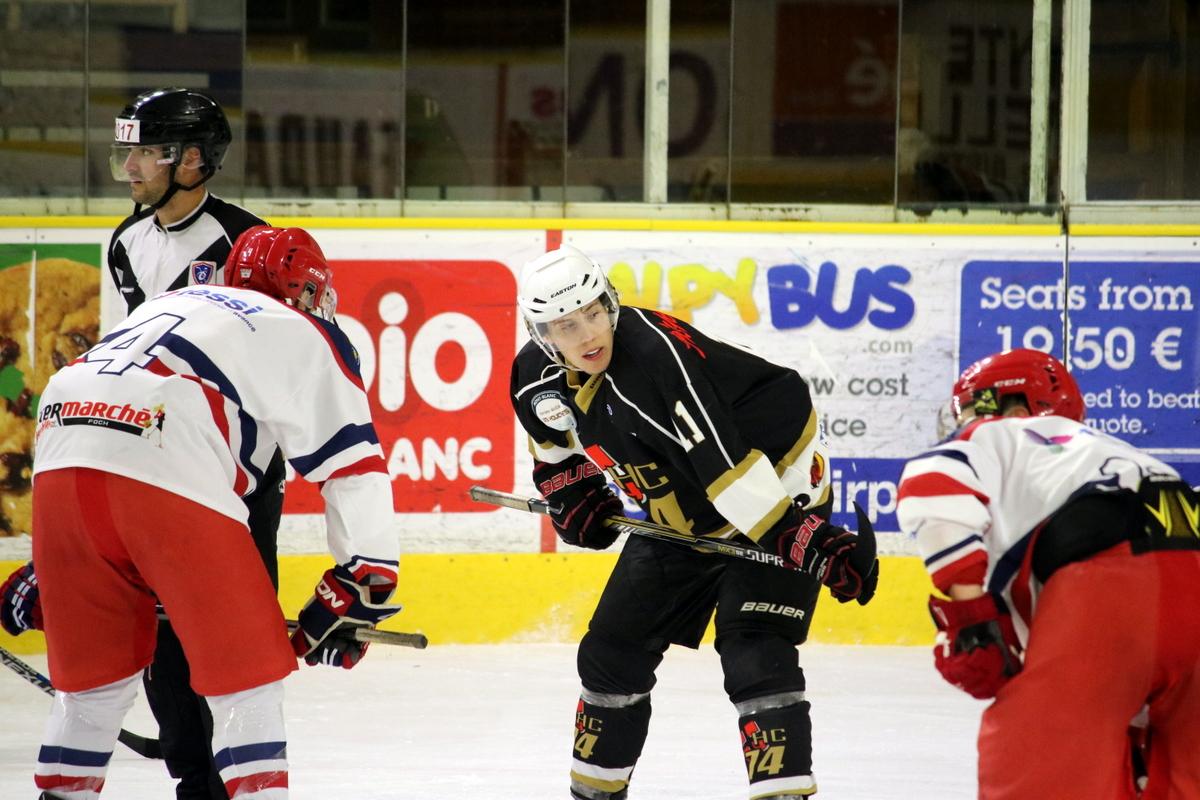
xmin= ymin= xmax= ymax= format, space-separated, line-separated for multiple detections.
xmin=35 ymin=672 xmax=140 ymax=799
xmin=737 ymin=693 xmax=816 ymax=799
xmin=208 ymin=680 xmax=288 ymax=798
xmin=569 ymin=689 xmax=652 ymax=800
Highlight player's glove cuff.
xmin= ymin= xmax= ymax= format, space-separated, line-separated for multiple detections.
xmin=1 ymin=561 xmax=42 ymax=636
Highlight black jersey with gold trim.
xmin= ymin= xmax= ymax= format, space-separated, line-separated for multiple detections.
xmin=510 ymin=306 xmax=831 ymax=542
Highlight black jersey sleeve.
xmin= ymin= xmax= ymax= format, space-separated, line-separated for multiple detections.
xmin=623 ymin=309 xmax=798 ymax=542
xmin=107 ymin=215 xmax=147 ymax=315
xmin=509 ymin=342 xmax=580 ymax=466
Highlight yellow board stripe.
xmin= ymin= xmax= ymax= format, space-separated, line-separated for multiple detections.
xmin=1071 ymin=224 xmax=1200 ymax=237
xmin=1 ymin=553 xmax=935 ymax=654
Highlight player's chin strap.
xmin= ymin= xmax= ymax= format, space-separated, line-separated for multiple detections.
xmin=133 ymin=159 xmax=217 ymax=218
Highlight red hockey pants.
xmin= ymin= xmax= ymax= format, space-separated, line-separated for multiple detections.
xmin=978 ymin=543 xmax=1200 ymax=800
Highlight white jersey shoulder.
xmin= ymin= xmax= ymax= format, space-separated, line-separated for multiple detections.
xmin=897 ymin=415 xmax=1177 ymax=641
xmin=34 ymin=286 xmax=383 ymax=522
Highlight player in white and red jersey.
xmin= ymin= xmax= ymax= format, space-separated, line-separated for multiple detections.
xmin=897 ymin=349 xmax=1200 ymax=800
xmin=26 ymin=226 xmax=401 ymax=800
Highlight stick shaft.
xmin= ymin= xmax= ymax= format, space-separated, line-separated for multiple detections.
xmin=469 ymin=485 xmax=794 ymax=571
xmin=0 ymin=643 xmax=52 ymax=695
xmin=354 ymin=627 xmax=429 ymax=649
xmin=285 ymin=621 xmax=428 ymax=650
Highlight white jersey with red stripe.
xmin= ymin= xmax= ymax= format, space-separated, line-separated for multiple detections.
xmin=33 ymin=284 xmax=396 ymax=582
xmin=896 ymin=414 xmax=1179 ymax=643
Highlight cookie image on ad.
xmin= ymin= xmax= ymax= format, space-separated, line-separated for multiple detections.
xmin=0 ymin=252 xmax=100 ymax=537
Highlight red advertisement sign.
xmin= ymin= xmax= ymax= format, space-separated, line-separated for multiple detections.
xmin=283 ymin=259 xmax=517 ymax=514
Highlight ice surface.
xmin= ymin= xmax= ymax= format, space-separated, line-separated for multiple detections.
xmin=0 ymin=643 xmax=982 ymax=799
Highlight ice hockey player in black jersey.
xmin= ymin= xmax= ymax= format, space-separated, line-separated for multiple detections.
xmin=510 ymin=245 xmax=880 ymax=800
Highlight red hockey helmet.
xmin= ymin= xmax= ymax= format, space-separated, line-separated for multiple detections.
xmin=225 ymin=225 xmax=335 ymax=318
xmin=952 ymin=348 xmax=1085 ymax=422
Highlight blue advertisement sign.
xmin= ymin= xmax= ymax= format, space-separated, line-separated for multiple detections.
xmin=960 ymin=259 xmax=1200 ymax=454
xmin=827 ymin=457 xmax=905 ymax=533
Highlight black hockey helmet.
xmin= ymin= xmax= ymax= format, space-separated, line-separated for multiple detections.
xmin=114 ymin=88 xmax=232 ymax=179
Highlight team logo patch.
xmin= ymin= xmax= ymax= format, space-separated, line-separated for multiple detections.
xmin=533 ymin=391 xmax=576 ymax=431
xmin=809 ymin=452 xmax=826 ymax=489
xmin=190 ymin=260 xmax=217 ymax=285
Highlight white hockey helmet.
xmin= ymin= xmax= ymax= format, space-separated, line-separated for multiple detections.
xmin=518 ymin=244 xmax=620 ymax=365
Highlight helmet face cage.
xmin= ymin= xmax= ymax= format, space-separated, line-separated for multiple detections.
xmin=517 ymin=246 xmax=620 ymax=367
xmin=951 ymin=348 xmax=1085 ymax=424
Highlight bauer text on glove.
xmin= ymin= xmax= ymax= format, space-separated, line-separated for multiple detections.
xmin=759 ymin=501 xmax=879 ymax=605
xmin=533 ymin=455 xmax=623 ymax=550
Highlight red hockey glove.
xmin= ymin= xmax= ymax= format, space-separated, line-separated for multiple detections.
xmin=1 ymin=561 xmax=42 ymax=636
xmin=928 ymin=593 xmax=1023 ymax=699
xmin=291 ymin=564 xmax=400 ymax=669
xmin=760 ymin=502 xmax=879 ymax=605
xmin=533 ymin=455 xmax=623 ymax=550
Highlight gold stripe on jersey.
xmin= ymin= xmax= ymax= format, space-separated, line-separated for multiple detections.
xmin=745 ymin=496 xmax=793 ymax=542
xmin=566 ymin=370 xmax=605 ymax=413
xmin=706 ymin=450 xmax=793 ymax=542
xmin=775 ymin=409 xmax=818 ymax=473
xmin=774 ymin=408 xmax=832 ymax=509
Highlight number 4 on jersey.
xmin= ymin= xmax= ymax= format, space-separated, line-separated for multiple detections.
xmin=87 ymin=313 xmax=184 ymax=375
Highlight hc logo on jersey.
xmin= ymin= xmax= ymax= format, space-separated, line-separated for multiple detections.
xmin=190 ymin=260 xmax=216 ymax=285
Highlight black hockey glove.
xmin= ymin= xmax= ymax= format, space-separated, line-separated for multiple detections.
xmin=760 ymin=502 xmax=879 ymax=605
xmin=533 ymin=455 xmax=623 ymax=550
xmin=1 ymin=561 xmax=42 ymax=636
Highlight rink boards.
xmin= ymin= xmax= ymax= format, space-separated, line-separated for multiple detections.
xmin=0 ymin=552 xmax=934 ymax=654
xmin=1 ymin=217 xmax=1198 ymax=651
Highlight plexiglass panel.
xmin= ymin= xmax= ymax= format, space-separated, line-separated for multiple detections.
xmin=406 ymin=0 xmax=564 ymax=201
xmin=730 ymin=0 xmax=899 ymax=204
xmin=1088 ymin=0 xmax=1200 ymax=200
xmin=0 ymin=1 xmax=87 ymax=199
xmin=896 ymin=0 xmax=1043 ymax=206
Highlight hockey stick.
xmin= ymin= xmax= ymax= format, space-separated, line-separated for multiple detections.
xmin=0 ymin=644 xmax=163 ymax=759
xmin=468 ymin=485 xmax=796 ymax=570
xmin=284 ymin=621 xmax=428 ymax=650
